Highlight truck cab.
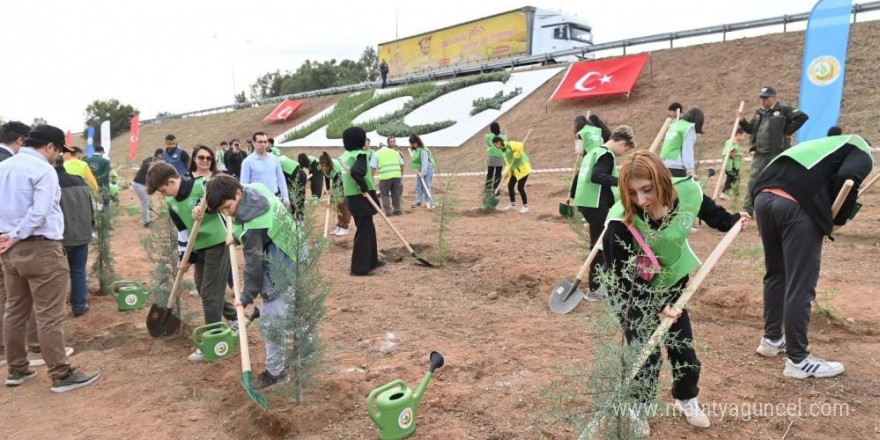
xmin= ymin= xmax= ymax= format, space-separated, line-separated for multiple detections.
xmin=530 ymin=8 xmax=594 ymax=61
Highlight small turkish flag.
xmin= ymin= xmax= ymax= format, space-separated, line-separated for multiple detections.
xmin=552 ymin=53 xmax=650 ymax=100
xmin=129 ymin=114 xmax=140 ymax=160
xmin=264 ymin=98 xmax=305 ymax=122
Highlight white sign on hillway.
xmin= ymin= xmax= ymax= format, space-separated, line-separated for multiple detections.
xmin=276 ymin=68 xmax=564 ymax=148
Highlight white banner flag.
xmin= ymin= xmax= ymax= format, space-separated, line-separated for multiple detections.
xmin=101 ymin=120 xmax=111 ymax=160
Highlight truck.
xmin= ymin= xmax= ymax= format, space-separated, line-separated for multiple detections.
xmin=378 ymin=6 xmax=593 ymax=77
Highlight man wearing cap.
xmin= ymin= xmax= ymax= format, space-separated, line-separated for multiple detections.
xmin=0 ymin=124 xmax=101 ymax=392
xmin=738 ymin=86 xmax=809 ymax=214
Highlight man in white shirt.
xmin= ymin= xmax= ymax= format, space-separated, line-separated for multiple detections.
xmin=240 ymin=132 xmax=290 ymax=207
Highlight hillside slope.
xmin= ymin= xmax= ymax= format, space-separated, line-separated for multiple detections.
xmin=112 ymin=20 xmax=880 ymax=172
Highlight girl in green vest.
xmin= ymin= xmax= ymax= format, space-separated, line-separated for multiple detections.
xmin=495 ymin=137 xmax=532 ymax=213
xmin=319 ymin=152 xmax=351 ymax=236
xmin=485 ymin=122 xmax=506 ymax=192
xmin=408 ymin=134 xmax=435 ymax=208
xmin=568 ymin=126 xmax=635 ymax=300
xmin=343 ymin=127 xmax=384 ymax=275
xmin=574 ymin=114 xmax=611 ymax=156
xmin=602 ymin=151 xmax=750 ymax=434
xmin=660 ymin=107 xmax=704 ymax=177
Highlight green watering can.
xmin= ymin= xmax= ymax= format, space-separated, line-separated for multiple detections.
xmin=110 ymin=280 xmax=150 ymax=311
xmin=191 ymin=308 xmax=260 ymax=363
xmin=367 ymin=351 xmax=444 ymax=440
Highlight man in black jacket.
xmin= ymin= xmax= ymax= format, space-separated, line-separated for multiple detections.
xmin=738 ymin=86 xmax=809 ymax=214
xmin=224 ymin=139 xmax=247 ymax=179
xmin=55 ymin=158 xmax=94 ymax=317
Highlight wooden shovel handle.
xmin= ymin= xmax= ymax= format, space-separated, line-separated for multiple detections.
xmin=165 ymin=197 xmax=207 ymax=309
xmin=858 ymin=173 xmax=880 ymax=197
xmin=323 ymin=181 xmax=333 ymax=238
xmin=363 ymin=193 xmax=418 ymax=255
xmin=831 ymin=179 xmax=854 ymax=218
xmin=225 ymin=215 xmax=253 ymax=374
xmin=629 ymin=220 xmax=743 ymax=379
xmin=712 ymin=101 xmax=746 ymax=200
xmin=574 ymin=228 xmax=606 ymax=282
xmin=648 ymin=118 xmax=672 ymax=155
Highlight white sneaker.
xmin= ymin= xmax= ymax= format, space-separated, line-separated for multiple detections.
xmin=756 ymin=337 xmax=786 ymax=357
xmin=674 ymin=397 xmax=711 ymax=428
xmin=629 ymin=408 xmax=651 ymax=438
xmin=783 ymin=354 xmax=845 ymax=379
xmin=501 ymin=204 xmax=516 ymax=211
xmin=188 ymin=349 xmax=205 ymax=362
xmin=335 ymin=227 xmax=349 ymax=236
xmin=585 ymin=287 xmax=607 ymax=302
xmin=519 ymin=205 xmax=529 ymax=214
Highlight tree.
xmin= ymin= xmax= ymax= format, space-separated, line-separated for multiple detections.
xmin=359 ymin=46 xmax=380 ymax=82
xmin=249 ymin=70 xmax=283 ymax=100
xmin=84 ymin=99 xmax=138 ymax=139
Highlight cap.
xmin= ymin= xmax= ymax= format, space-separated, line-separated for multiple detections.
xmin=1 ymin=121 xmax=31 ymax=139
xmin=759 ymin=86 xmax=777 ymax=98
xmin=28 ymin=125 xmax=72 ymax=153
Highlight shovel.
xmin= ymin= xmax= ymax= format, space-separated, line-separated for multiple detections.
xmin=146 ymin=198 xmax=207 ymax=337
xmin=323 ymin=181 xmax=333 ymax=238
xmin=363 ymin=193 xmax=434 ymax=267
xmin=225 ymin=215 xmax=270 ymax=410
xmin=549 ymin=228 xmax=606 ymax=314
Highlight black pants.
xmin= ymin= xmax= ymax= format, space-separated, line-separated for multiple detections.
xmin=578 ymin=206 xmax=609 ymax=292
xmin=507 ymin=174 xmax=529 ymax=204
xmin=668 ymin=168 xmax=688 ymax=178
xmin=618 ymin=278 xmax=701 ymax=403
xmin=754 ymin=192 xmax=822 ymax=363
xmin=309 ymin=171 xmax=324 ymax=198
xmin=193 ymin=244 xmax=237 ymax=323
xmin=723 ymin=169 xmax=740 ymax=192
xmin=486 ymin=166 xmax=502 ymax=192
xmin=351 ymin=215 xmax=379 ymax=275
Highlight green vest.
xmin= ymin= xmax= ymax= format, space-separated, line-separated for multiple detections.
xmin=278 ymin=155 xmax=300 ymax=175
xmin=574 ymin=147 xmax=619 ymax=208
xmin=271 ymin=147 xmax=282 ymax=156
xmin=410 ymin=146 xmax=435 ymax=170
xmin=341 ymin=150 xmax=376 ymax=196
xmin=722 ymin=140 xmax=743 ymax=172
xmin=768 ymin=134 xmax=874 ymax=170
xmin=108 ymin=170 xmax=119 ymax=196
xmin=486 ymin=133 xmax=506 ymax=157
xmin=233 ymin=183 xmax=304 ymax=260
xmin=577 ymin=125 xmax=604 ymax=154
xmin=606 ymin=177 xmax=703 ymax=287
xmin=165 ymin=177 xmax=227 ymax=251
xmin=660 ymin=120 xmax=695 ymax=161
xmin=376 ymin=147 xmax=403 ymax=180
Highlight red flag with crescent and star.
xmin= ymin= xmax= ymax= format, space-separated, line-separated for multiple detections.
xmin=263 ymin=98 xmax=305 ymax=122
xmin=551 ymin=53 xmax=650 ymax=101
xmin=129 ymin=114 xmax=139 ymax=160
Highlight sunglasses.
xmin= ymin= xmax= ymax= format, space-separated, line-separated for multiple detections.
xmin=196 ymin=155 xmax=213 ymax=161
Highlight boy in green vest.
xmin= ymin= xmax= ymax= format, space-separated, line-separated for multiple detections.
xmin=719 ymin=128 xmax=747 ymax=200
xmin=146 ymin=162 xmax=237 ymax=362
xmin=751 ymin=134 xmax=872 ymax=379
xmin=205 ymin=174 xmax=307 ymax=389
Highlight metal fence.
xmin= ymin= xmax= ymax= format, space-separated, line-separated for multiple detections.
xmin=142 ymin=1 xmax=880 ymax=124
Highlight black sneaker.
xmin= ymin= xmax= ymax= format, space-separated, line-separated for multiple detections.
xmin=50 ymin=368 xmax=101 ymax=393
xmin=6 ymin=367 xmax=37 ymax=386
xmin=253 ymin=369 xmax=288 ymax=390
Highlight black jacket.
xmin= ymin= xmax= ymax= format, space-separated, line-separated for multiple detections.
xmin=56 ymin=165 xmax=94 ymax=247
xmin=224 ymin=150 xmax=247 ymax=178
xmin=739 ymin=102 xmax=808 ymax=155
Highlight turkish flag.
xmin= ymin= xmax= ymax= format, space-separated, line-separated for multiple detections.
xmin=129 ymin=114 xmax=140 ymax=160
xmin=65 ymin=130 xmax=73 ymax=147
xmin=263 ymin=98 xmax=304 ymax=122
xmin=551 ymin=53 xmax=650 ymax=101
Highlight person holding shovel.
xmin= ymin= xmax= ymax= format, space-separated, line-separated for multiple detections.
xmin=319 ymin=152 xmax=352 ymax=236
xmin=574 ymin=114 xmax=610 ymax=156
xmin=602 ymin=151 xmax=750 ymax=434
xmin=343 ymin=127 xmax=384 ymax=276
xmin=408 ymin=134 xmax=435 ymax=209
xmin=660 ymin=107 xmax=704 ymax=178
xmin=569 ymin=125 xmax=636 ymax=301
xmin=494 ymin=136 xmax=532 ymax=213
xmin=205 ymin=174 xmax=307 ymax=389
xmin=751 ymin=134 xmax=873 ymax=379
xmin=146 ymin=162 xmax=238 ymax=362
xmin=719 ymin=128 xmax=747 ymax=200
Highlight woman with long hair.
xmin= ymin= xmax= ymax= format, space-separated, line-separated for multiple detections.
xmin=659 ymin=107 xmax=704 ymax=177
xmin=408 ymin=134 xmax=435 ymax=208
xmin=319 ymin=151 xmax=351 ymax=236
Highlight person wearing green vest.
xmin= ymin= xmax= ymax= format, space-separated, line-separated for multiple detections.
xmin=751 ymin=134 xmax=873 ymax=379
xmin=298 ymin=153 xmax=324 ymax=199
xmin=216 ymin=141 xmax=229 ymax=172
xmin=719 ymin=128 xmax=747 ymax=200
xmin=408 ymin=134 xmax=435 ymax=208
xmin=64 ymin=146 xmax=99 ymax=192
xmin=268 ymin=137 xmax=282 ymax=156
xmin=568 ymin=126 xmax=635 ymax=300
xmin=660 ymin=108 xmax=703 ymax=177
xmin=342 ymin=127 xmax=384 ymax=276
xmin=574 ymin=114 xmax=610 ymax=157
xmin=494 ymin=137 xmax=531 ymax=213
xmin=602 ymin=151 xmax=749 ymax=435
xmin=145 ymin=162 xmax=237 ymax=362
xmin=278 ymin=154 xmax=307 ymax=221
xmin=107 ymin=169 xmax=120 ymax=204
xmin=319 ymin=152 xmax=351 ymax=235
xmin=370 ymin=136 xmax=405 ymax=216
xmin=205 ymin=174 xmax=307 ymax=390
xmin=485 ymin=122 xmax=506 ymax=193
xmin=86 ymin=146 xmax=112 ymax=205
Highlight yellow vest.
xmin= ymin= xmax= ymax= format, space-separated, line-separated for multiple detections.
xmin=64 ymin=158 xmax=98 ymax=191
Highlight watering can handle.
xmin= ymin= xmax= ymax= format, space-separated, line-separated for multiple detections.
xmin=110 ymin=280 xmax=139 ymax=299
xmin=366 ymin=379 xmax=406 ymax=423
xmin=191 ymin=322 xmax=229 ymax=346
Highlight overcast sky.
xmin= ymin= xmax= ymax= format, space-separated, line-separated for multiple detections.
xmin=2 ymin=0 xmax=864 ymax=132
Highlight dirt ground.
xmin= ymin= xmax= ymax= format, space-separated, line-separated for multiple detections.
xmin=1 ymin=168 xmax=878 ymax=440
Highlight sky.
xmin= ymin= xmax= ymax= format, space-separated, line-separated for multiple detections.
xmin=1 ymin=0 xmax=867 ymax=133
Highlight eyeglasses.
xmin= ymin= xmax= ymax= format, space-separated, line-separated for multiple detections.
xmin=196 ymin=155 xmax=213 ymax=161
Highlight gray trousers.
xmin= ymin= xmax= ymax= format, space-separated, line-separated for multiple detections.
xmin=754 ymin=192 xmax=822 ymax=363
xmin=378 ymin=178 xmax=403 ymax=215
xmin=744 ymin=152 xmax=773 ymax=214
xmin=132 ymin=182 xmax=151 ymax=224
xmin=193 ymin=244 xmax=236 ymax=324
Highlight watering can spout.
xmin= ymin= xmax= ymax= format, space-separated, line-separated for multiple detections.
xmin=414 ymin=351 xmax=444 ymax=407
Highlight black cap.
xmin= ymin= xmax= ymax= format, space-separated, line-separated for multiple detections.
xmin=28 ymin=125 xmax=72 ymax=153
xmin=1 ymin=121 xmax=31 ymax=138
xmin=759 ymin=86 xmax=777 ymax=98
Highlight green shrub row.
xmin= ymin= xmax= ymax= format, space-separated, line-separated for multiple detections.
xmin=470 ymin=87 xmax=522 ymax=115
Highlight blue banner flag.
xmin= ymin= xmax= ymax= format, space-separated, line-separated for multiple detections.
xmin=797 ymin=0 xmax=853 ymax=142
xmin=86 ymin=126 xmax=96 ymax=156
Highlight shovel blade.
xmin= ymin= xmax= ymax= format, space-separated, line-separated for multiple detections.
xmin=559 ymin=202 xmax=575 ymax=218
xmin=549 ymin=278 xmax=584 ymax=315
xmin=242 ymin=370 xmax=269 ymax=410
xmin=412 ymin=252 xmax=435 ymax=267
xmin=146 ymin=303 xmax=182 ymax=337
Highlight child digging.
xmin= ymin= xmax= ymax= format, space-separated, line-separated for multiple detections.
xmin=146 ymin=162 xmax=238 ymax=362
xmin=206 ymin=174 xmax=307 ymax=389
xmin=719 ymin=127 xmax=747 ymax=200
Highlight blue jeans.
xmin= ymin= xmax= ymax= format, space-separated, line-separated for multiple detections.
xmin=65 ymin=245 xmax=89 ymax=314
xmin=415 ymin=167 xmax=434 ymax=205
